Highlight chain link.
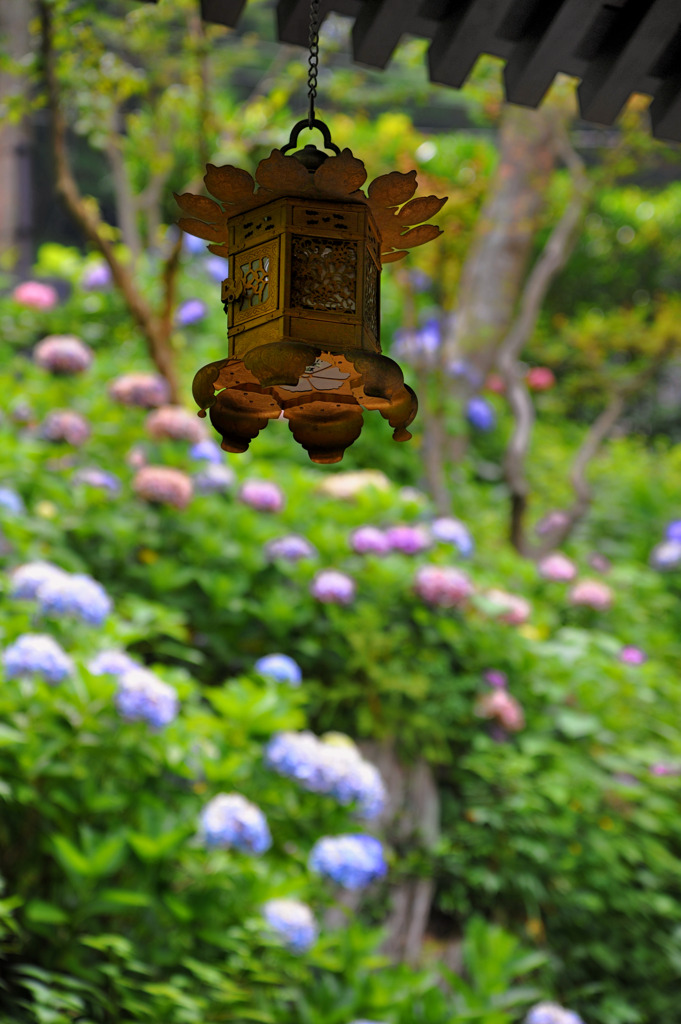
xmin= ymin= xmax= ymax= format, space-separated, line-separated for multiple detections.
xmin=307 ymin=0 xmax=320 ymax=126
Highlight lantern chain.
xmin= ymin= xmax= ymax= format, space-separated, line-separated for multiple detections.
xmin=307 ymin=0 xmax=321 ymax=126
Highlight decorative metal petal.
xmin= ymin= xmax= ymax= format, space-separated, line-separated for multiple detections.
xmin=367 ymin=169 xmax=417 ymax=207
xmin=255 ymin=150 xmax=312 ymax=194
xmin=396 ymin=195 xmax=448 ymax=225
xmin=204 ymin=164 xmax=256 ymax=204
xmin=173 ymin=193 xmax=225 ymax=222
xmin=313 ymin=148 xmax=367 ymax=196
xmin=177 ymin=218 xmax=228 ymax=243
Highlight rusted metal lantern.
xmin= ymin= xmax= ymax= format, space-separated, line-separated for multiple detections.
xmin=177 ymin=119 xmax=446 ymax=464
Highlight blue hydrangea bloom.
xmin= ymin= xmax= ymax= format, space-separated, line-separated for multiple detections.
xmin=255 ymin=654 xmax=302 ymax=687
xmin=266 ymin=732 xmax=386 ymax=819
xmin=175 ymin=298 xmax=207 ymax=326
xmin=199 ymin=793 xmax=271 ymax=854
xmin=430 ymin=516 xmax=474 ymax=556
xmin=183 ymin=233 xmax=206 ymax=255
xmin=665 ymin=519 xmax=681 ymax=542
xmin=193 ymin=463 xmax=235 ymax=494
xmin=81 ymin=262 xmax=112 ymax=289
xmin=73 ymin=467 xmax=121 ymax=493
xmin=115 ymin=668 xmax=179 ymax=728
xmin=525 ymin=1004 xmax=584 ymax=1024
xmin=262 ymin=898 xmax=317 ymax=953
xmin=0 ymin=487 xmax=24 ymax=515
xmin=350 ymin=1020 xmax=388 ymax=1024
xmin=466 ymin=396 xmax=496 ymax=431
xmin=205 ymin=255 xmax=229 ymax=282
xmin=3 ymin=634 xmax=73 ymax=684
xmin=265 ymin=534 xmax=317 ymax=561
xmin=189 ymin=439 xmax=224 ymax=463
xmin=650 ymin=539 xmax=681 ymax=571
xmin=89 ymin=649 xmax=139 ymax=676
xmin=37 ymin=572 xmax=112 ymax=625
xmin=10 ymin=561 xmax=68 ymax=600
xmin=309 ymin=834 xmax=387 ymax=889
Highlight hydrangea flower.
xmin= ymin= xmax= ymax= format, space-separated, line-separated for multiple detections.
xmin=189 ymin=439 xmax=224 ymax=463
xmin=350 ymin=526 xmax=391 ymax=555
xmin=665 ymin=519 xmax=681 ymax=542
xmin=483 ymin=669 xmax=507 ymax=687
xmin=3 ymin=634 xmax=73 ymax=684
xmin=255 ymin=654 xmax=302 ymax=686
xmin=475 ymin=689 xmax=525 ymax=732
xmin=88 ymin=649 xmax=139 ymax=676
xmin=265 ymin=731 xmax=386 ymax=819
xmin=109 ymin=373 xmax=171 ymax=408
xmin=535 ymin=510 xmax=570 ymax=537
xmin=146 ymin=405 xmax=206 ymax=444
xmin=392 ymin=319 xmax=440 ymax=370
xmin=525 ymin=1002 xmax=584 ymax=1024
xmin=430 ymin=517 xmax=474 ymax=556
xmin=318 ymin=470 xmax=390 ymax=500
xmin=133 ymin=466 xmax=193 ymax=509
xmin=193 ymin=464 xmax=235 ymax=494
xmin=350 ymin=1020 xmax=388 ymax=1024
xmin=12 ymin=281 xmax=58 ymax=310
xmin=34 ymin=335 xmax=93 ymax=374
xmin=466 ymin=396 xmax=496 ymax=431
xmin=0 ymin=487 xmax=25 ymax=515
xmin=309 ymin=834 xmax=387 ymax=889
xmin=650 ymin=539 xmax=681 ymax=571
xmin=73 ymin=467 xmax=121 ymax=494
xmin=526 ymin=367 xmax=556 ymax=391
xmin=37 ymin=572 xmax=112 ymax=626
xmin=385 ymin=524 xmax=430 ymax=555
xmin=175 ymin=298 xmax=207 ymax=325
xmin=10 ymin=561 xmax=67 ymax=599
xmin=238 ymin=479 xmax=285 ymax=513
xmin=538 ymin=552 xmax=577 ymax=582
xmin=568 ymin=579 xmax=613 ymax=610
xmin=262 ymin=898 xmax=317 ymax=953
xmin=414 ymin=565 xmax=473 ymax=608
xmin=310 ymin=569 xmax=356 ymax=605
xmin=205 ymin=256 xmax=229 ymax=282
xmin=619 ymin=645 xmax=646 ymax=665
xmin=115 ymin=668 xmax=179 ymax=728
xmin=81 ymin=262 xmax=112 ymax=290
xmin=41 ymin=410 xmax=90 ymax=446
xmin=265 ymin=534 xmax=317 ymax=561
xmin=650 ymin=763 xmax=681 ymax=777
xmin=199 ymin=793 xmax=271 ymax=854
xmin=484 ymin=589 xmax=531 ymax=625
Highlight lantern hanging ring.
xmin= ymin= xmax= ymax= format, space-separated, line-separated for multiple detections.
xmin=176 ymin=0 xmax=449 ymax=463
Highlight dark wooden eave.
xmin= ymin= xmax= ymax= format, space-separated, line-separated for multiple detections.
xmin=141 ymin=0 xmax=681 ymax=142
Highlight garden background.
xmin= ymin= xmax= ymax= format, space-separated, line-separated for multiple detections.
xmin=1 ymin=1 xmax=681 ymax=1022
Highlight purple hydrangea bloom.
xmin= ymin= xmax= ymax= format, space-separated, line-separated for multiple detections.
xmin=205 ymin=256 xmax=229 ymax=282
xmin=430 ymin=517 xmax=474 ymax=556
xmin=525 ymin=1003 xmax=584 ymax=1024
xmin=484 ymin=669 xmax=508 ymax=688
xmin=266 ymin=732 xmax=386 ymax=819
xmin=37 ymin=573 xmax=112 ymax=625
xmin=183 ymin=233 xmax=206 ymax=255
xmin=115 ymin=668 xmax=179 ymax=728
xmin=81 ymin=262 xmax=112 ymax=290
xmin=650 ymin=539 xmax=681 ymax=570
xmin=3 ymin=634 xmax=73 ymax=684
xmin=446 ymin=358 xmax=482 ymax=388
xmin=262 ymin=898 xmax=317 ymax=953
xmin=0 ymin=488 xmax=25 ymax=515
xmin=619 ymin=645 xmax=646 ymax=665
xmin=199 ymin=793 xmax=271 ymax=854
xmin=309 ymin=834 xmax=387 ymax=889
xmin=239 ymin=479 xmax=285 ymax=513
xmin=175 ymin=299 xmax=207 ymax=326
xmin=265 ymin=534 xmax=317 ymax=561
xmin=189 ymin=439 xmax=224 ymax=464
xmin=650 ymin=763 xmax=680 ymax=777
xmin=73 ymin=467 xmax=121 ymax=494
xmin=350 ymin=526 xmax=391 ymax=555
xmin=385 ymin=524 xmax=430 ymax=555
xmin=392 ymin=318 xmax=440 ymax=370
xmin=466 ymin=396 xmax=496 ymax=431
xmin=310 ymin=570 xmax=356 ymax=605
xmin=89 ymin=650 xmax=139 ymax=676
xmin=665 ymin=520 xmax=681 ymax=542
xmin=10 ymin=561 xmax=68 ymax=600
xmin=351 ymin=1020 xmax=388 ymax=1024
xmin=193 ymin=464 xmax=235 ymax=494
xmin=255 ymin=654 xmax=302 ymax=686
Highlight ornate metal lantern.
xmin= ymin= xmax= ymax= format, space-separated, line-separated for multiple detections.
xmin=176 ymin=6 xmax=447 ymax=462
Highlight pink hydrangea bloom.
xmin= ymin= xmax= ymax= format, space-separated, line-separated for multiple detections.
xmin=34 ymin=335 xmax=93 ymax=374
xmin=619 ymin=645 xmax=646 ymax=665
xmin=569 ymin=578 xmax=613 ymax=610
xmin=351 ymin=526 xmax=391 ymax=555
xmin=239 ymin=480 xmax=285 ymax=513
xmin=13 ymin=281 xmax=58 ymax=310
xmin=109 ymin=373 xmax=171 ymax=408
xmin=146 ymin=405 xmax=206 ymax=444
xmin=385 ymin=524 xmax=431 ymax=555
xmin=538 ymin=552 xmax=577 ymax=582
xmin=526 ymin=366 xmax=555 ymax=391
xmin=40 ymin=411 xmax=90 ymax=446
xmin=133 ymin=466 xmax=193 ymax=509
xmin=475 ymin=690 xmax=525 ymax=732
xmin=535 ymin=510 xmax=570 ymax=536
xmin=414 ymin=565 xmax=473 ymax=608
xmin=310 ymin=570 xmax=356 ymax=605
xmin=485 ymin=589 xmax=531 ymax=625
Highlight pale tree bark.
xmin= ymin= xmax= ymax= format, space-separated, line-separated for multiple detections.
xmin=0 ymin=0 xmax=33 ymax=275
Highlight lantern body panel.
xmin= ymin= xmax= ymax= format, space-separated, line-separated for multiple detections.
xmin=222 ymin=196 xmax=381 ymax=362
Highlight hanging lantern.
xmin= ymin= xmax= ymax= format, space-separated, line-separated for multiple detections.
xmin=176 ymin=8 xmax=447 ymax=463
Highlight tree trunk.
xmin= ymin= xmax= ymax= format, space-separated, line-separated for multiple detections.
xmin=0 ymin=0 xmax=34 ymax=275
